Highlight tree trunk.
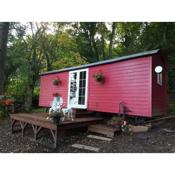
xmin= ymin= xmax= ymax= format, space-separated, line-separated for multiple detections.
xmin=45 ymin=52 xmax=52 ymax=71
xmin=101 ymin=36 xmax=105 ymax=59
xmin=24 ymin=49 xmax=38 ymax=112
xmin=24 ymin=84 xmax=34 ymax=111
xmin=91 ymin=35 xmax=99 ymax=60
xmin=88 ymin=23 xmax=99 ymax=61
xmin=108 ymin=22 xmax=116 ymax=58
xmin=0 ymin=22 xmax=9 ymax=95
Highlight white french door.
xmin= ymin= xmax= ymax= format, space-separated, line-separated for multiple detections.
xmin=68 ymin=68 xmax=88 ymax=109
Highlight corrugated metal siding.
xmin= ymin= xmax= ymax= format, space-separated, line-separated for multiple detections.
xmin=88 ymin=56 xmax=152 ymax=117
xmin=39 ymin=72 xmax=69 ymax=107
xmin=152 ymin=54 xmax=168 ymax=116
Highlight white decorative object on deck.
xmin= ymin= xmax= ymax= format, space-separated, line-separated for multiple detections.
xmin=49 ymin=96 xmax=63 ymax=115
xmin=49 ymin=96 xmax=74 ymax=121
xmin=61 ymin=107 xmax=74 ymax=121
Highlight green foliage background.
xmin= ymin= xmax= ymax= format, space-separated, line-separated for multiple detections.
xmin=4 ymin=22 xmax=175 ymax=110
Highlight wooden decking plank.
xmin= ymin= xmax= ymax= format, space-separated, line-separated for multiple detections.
xmin=11 ymin=115 xmax=56 ymax=129
xmin=60 ymin=117 xmax=103 ymax=125
xmin=87 ymin=135 xmax=112 ymax=141
xmin=10 ymin=113 xmax=104 ymax=148
xmin=72 ymin=143 xmax=100 ymax=152
xmin=11 ymin=113 xmax=103 ymax=124
xmin=11 ymin=113 xmax=104 ymax=134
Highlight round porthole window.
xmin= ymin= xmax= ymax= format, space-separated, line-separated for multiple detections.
xmin=155 ymin=66 xmax=163 ymax=73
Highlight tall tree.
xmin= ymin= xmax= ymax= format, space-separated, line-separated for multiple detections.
xmin=23 ymin=22 xmax=46 ymax=111
xmin=96 ymin=22 xmax=109 ymax=60
xmin=115 ymin=22 xmax=143 ymax=55
xmin=140 ymin=22 xmax=175 ymax=90
xmin=0 ymin=22 xmax=9 ymax=94
xmin=4 ymin=22 xmax=175 ymax=111
xmin=70 ymin=22 xmax=100 ymax=62
xmin=108 ymin=22 xmax=116 ymax=58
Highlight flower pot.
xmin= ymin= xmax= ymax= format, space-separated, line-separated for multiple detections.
xmin=50 ymin=112 xmax=62 ymax=124
xmin=93 ymin=72 xmax=105 ymax=84
xmin=53 ymin=78 xmax=61 ymax=86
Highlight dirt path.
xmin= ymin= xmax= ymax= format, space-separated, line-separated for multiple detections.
xmin=0 ymin=118 xmax=175 ymax=153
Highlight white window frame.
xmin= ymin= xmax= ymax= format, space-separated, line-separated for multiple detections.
xmin=157 ymin=72 xmax=163 ymax=86
xmin=67 ymin=68 xmax=89 ymax=109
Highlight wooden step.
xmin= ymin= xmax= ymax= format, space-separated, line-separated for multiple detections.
xmin=88 ymin=124 xmax=119 ymax=138
xmin=74 ymin=109 xmax=94 ymax=117
xmin=75 ymin=111 xmax=94 ymax=116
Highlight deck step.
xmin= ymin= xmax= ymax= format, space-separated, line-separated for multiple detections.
xmin=75 ymin=109 xmax=94 ymax=116
xmin=75 ymin=112 xmax=94 ymax=117
xmin=88 ymin=124 xmax=119 ymax=138
xmin=87 ymin=135 xmax=112 ymax=142
xmin=72 ymin=143 xmax=100 ymax=152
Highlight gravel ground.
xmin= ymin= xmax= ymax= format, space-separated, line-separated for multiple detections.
xmin=1 ymin=117 xmax=175 ymax=153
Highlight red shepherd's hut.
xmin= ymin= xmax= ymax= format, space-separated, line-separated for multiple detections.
xmin=39 ymin=49 xmax=168 ymax=118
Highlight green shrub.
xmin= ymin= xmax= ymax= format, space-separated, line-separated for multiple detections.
xmin=170 ymin=103 xmax=175 ymax=114
xmin=0 ymin=96 xmax=9 ymax=118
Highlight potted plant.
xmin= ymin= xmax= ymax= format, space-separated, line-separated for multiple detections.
xmin=53 ymin=77 xmax=61 ymax=86
xmin=50 ymin=111 xmax=63 ymax=124
xmin=93 ymin=71 xmax=105 ymax=84
xmin=0 ymin=96 xmax=9 ymax=118
xmin=53 ymin=92 xmax=60 ymax=97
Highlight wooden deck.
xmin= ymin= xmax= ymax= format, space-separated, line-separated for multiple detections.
xmin=10 ymin=113 xmax=104 ymax=148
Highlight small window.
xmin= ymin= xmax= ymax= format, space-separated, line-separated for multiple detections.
xmin=157 ymin=72 xmax=162 ymax=85
xmin=155 ymin=66 xmax=163 ymax=86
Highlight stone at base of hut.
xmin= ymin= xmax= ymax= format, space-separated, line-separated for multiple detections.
xmin=162 ymin=128 xmax=175 ymax=133
xmin=129 ymin=125 xmax=150 ymax=133
xmin=87 ymin=134 xmax=112 ymax=141
xmin=72 ymin=143 xmax=100 ymax=152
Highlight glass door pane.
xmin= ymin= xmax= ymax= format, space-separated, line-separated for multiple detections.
xmin=78 ymin=71 xmax=86 ymax=105
xmin=68 ymin=69 xmax=88 ymax=108
xmin=69 ymin=72 xmax=78 ymax=106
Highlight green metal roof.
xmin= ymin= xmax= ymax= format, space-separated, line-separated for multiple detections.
xmin=40 ymin=49 xmax=160 ymax=76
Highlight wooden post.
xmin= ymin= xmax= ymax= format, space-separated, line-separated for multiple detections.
xmin=50 ymin=129 xmax=58 ymax=148
xmin=55 ymin=129 xmax=58 ymax=148
xmin=20 ymin=121 xmax=27 ymax=137
xmin=58 ymin=128 xmax=66 ymax=139
xmin=32 ymin=125 xmax=42 ymax=141
xmin=11 ymin=119 xmax=16 ymax=134
xmin=32 ymin=124 xmax=37 ymax=140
